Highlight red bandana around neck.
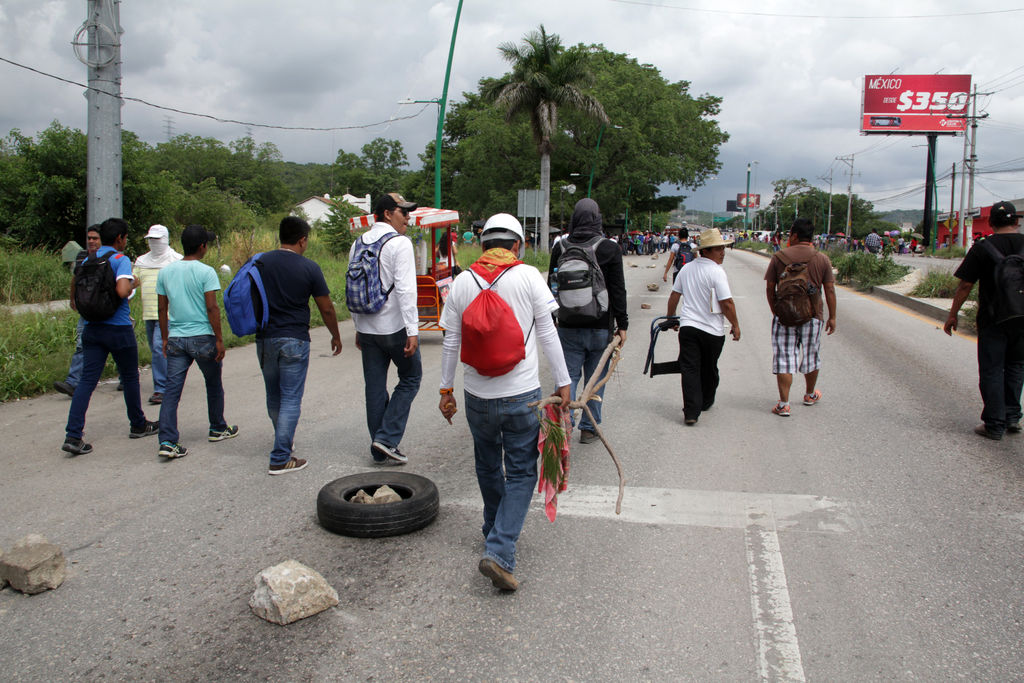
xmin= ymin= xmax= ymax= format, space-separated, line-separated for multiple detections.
xmin=469 ymin=248 xmax=523 ymax=284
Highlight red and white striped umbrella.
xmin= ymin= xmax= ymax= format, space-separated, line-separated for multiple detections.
xmin=348 ymin=207 xmax=460 ymax=231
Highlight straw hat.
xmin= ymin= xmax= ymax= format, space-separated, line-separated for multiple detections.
xmin=696 ymin=228 xmax=733 ymax=250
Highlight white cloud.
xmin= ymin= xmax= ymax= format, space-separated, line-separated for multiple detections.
xmin=1 ymin=0 xmax=1021 ymax=214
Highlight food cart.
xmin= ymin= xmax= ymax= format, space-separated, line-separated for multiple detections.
xmin=348 ymin=207 xmax=460 ymax=332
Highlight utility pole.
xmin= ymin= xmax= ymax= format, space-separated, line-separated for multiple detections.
xmin=819 ymin=167 xmax=834 ymax=236
xmin=965 ymin=85 xmax=981 ymax=247
xmin=77 ymin=0 xmax=124 ymax=226
xmin=744 ymin=162 xmax=752 ymax=231
xmin=836 ymin=155 xmax=855 ymax=239
xmin=923 ymin=133 xmax=937 ymax=249
xmin=950 ymin=162 xmax=957 ymax=245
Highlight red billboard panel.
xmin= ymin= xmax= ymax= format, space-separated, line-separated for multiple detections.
xmin=737 ymin=193 xmax=760 ymax=209
xmin=861 ymin=74 xmax=971 ymax=135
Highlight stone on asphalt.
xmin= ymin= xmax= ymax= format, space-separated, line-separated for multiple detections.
xmin=372 ymin=484 xmax=401 ymax=504
xmin=249 ymin=560 xmax=338 ymax=625
xmin=0 ymin=534 xmax=66 ymax=594
xmin=0 ymin=547 xmax=6 ymax=589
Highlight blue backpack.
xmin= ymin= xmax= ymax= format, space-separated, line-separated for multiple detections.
xmin=223 ymin=253 xmax=268 ymax=336
xmin=346 ymin=233 xmax=398 ymax=314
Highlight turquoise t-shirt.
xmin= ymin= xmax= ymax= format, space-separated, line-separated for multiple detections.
xmin=155 ymin=260 xmax=221 ymax=338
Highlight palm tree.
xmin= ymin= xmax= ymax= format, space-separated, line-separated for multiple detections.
xmin=483 ymin=25 xmax=608 ymax=251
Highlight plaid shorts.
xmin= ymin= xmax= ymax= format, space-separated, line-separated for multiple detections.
xmin=771 ymin=317 xmax=823 ymax=374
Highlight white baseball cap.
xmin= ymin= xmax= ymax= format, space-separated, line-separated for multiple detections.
xmin=145 ymin=224 xmax=169 ymax=240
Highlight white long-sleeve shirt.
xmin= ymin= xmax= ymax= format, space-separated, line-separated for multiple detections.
xmin=348 ymin=224 xmax=419 ymax=337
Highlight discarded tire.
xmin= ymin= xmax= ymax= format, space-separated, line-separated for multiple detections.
xmin=316 ymin=472 xmax=440 ymax=538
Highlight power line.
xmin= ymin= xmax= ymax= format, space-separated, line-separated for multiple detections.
xmin=608 ymin=0 xmax=1024 ymax=20
xmin=0 ymin=55 xmax=431 ymax=132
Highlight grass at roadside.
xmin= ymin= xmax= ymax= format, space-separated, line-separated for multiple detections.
xmin=1 ymin=248 xmax=73 ymax=305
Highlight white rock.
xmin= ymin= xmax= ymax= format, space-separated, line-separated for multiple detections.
xmin=350 ymin=489 xmax=374 ymax=504
xmin=0 ymin=534 xmax=66 ymax=594
xmin=219 ymin=264 xmax=231 ymax=274
xmin=372 ymin=485 xmax=401 ymax=504
xmin=249 ymin=560 xmax=338 ymax=625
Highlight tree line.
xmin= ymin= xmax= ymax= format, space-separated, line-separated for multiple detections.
xmin=0 ymin=35 xmax=728 ymax=250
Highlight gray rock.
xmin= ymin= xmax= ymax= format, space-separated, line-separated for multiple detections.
xmin=249 ymin=560 xmax=338 ymax=625
xmin=0 ymin=547 xmax=6 ymax=590
xmin=372 ymin=485 xmax=401 ymax=504
xmin=0 ymin=534 xmax=66 ymax=594
xmin=350 ymin=489 xmax=374 ymax=504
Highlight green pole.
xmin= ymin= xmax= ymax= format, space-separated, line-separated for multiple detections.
xmin=586 ymin=124 xmax=606 ymax=198
xmin=434 ymin=0 xmax=464 ymax=209
xmin=744 ymin=163 xmax=751 ymax=230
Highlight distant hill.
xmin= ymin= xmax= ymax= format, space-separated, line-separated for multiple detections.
xmin=879 ymin=209 xmax=923 ymax=226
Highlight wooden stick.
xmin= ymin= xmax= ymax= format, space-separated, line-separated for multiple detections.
xmin=532 ymin=337 xmax=626 ymax=514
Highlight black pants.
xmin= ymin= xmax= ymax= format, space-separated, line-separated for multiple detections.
xmin=678 ymin=326 xmax=726 ymax=421
xmin=977 ymin=323 xmax=1024 ymax=434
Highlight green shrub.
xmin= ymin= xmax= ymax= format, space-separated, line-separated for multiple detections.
xmin=910 ymin=270 xmax=976 ymax=300
xmin=0 ymin=248 xmax=72 ymax=305
xmin=831 ymin=252 xmax=910 ymax=289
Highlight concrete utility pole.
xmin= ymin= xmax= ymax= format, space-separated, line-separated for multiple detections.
xmin=819 ymin=167 xmax=834 ymax=236
xmin=965 ymin=85 xmax=980 ymax=247
xmin=76 ymin=0 xmax=124 ymax=226
xmin=836 ymin=155 xmax=855 ymax=238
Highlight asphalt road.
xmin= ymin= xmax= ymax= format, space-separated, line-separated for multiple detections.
xmin=2 ymin=248 xmax=1022 ymax=682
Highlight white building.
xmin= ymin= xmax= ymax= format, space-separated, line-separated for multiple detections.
xmin=293 ymin=193 xmax=371 ymax=226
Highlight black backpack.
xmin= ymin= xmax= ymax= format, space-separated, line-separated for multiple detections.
xmin=981 ymin=239 xmax=1024 ymax=329
xmin=74 ymin=254 xmax=121 ymax=322
xmin=555 ymin=236 xmax=609 ymax=325
xmin=673 ymin=242 xmax=694 ymax=272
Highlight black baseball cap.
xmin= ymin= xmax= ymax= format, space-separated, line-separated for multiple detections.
xmin=374 ymin=192 xmax=417 ymax=216
xmin=180 ymin=224 xmax=216 ymax=252
xmin=990 ymin=201 xmax=1023 ymax=227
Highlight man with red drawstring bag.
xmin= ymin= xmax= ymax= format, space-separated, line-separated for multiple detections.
xmin=438 ymin=213 xmax=571 ymax=592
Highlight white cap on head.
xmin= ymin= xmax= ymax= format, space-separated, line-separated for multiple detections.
xmin=481 ymin=213 xmax=525 ymax=245
xmin=145 ymin=224 xmax=169 ymax=240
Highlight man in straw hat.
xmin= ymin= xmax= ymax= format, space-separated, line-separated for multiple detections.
xmin=665 ymin=228 xmax=741 ymax=426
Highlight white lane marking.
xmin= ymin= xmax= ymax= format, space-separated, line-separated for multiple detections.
xmin=448 ymin=484 xmax=857 ymax=533
xmin=745 ymin=503 xmax=806 ymax=682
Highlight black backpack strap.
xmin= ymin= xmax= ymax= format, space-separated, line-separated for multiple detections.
xmin=981 ymin=238 xmax=1006 ymax=264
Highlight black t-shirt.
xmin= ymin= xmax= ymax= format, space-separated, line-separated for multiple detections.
xmin=256 ymin=249 xmax=330 ymax=341
xmin=954 ymin=232 xmax=1024 ymax=330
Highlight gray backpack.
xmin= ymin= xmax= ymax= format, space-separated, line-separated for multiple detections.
xmin=555 ymin=236 xmax=609 ymax=325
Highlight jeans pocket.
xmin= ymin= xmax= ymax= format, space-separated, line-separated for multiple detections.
xmin=167 ymin=337 xmax=186 ymax=357
xmin=280 ymin=339 xmax=310 ymax=362
xmin=195 ymin=336 xmax=217 ymax=361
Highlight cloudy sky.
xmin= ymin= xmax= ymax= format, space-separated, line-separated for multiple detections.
xmin=2 ymin=0 xmax=1023 ymax=218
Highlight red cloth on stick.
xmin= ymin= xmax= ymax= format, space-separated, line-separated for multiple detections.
xmin=537 ymin=404 xmax=572 ymax=522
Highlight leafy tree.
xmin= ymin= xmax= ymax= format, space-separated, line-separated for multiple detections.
xmin=319 ymin=199 xmax=365 ymax=256
xmin=482 ymin=25 xmax=608 ymax=250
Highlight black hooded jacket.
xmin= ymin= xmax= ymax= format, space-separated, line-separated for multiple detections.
xmin=548 ymin=198 xmax=628 ymax=332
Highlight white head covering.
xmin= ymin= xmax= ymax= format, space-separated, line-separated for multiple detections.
xmin=135 ymin=225 xmax=182 ymax=269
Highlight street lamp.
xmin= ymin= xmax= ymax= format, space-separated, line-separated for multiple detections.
xmin=587 ymin=124 xmax=623 ymax=197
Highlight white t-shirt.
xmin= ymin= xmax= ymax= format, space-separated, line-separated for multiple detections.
xmin=671 ymin=256 xmax=733 ymax=336
xmin=439 ymin=264 xmax=565 ymax=399
xmin=348 ymin=224 xmax=419 ymax=337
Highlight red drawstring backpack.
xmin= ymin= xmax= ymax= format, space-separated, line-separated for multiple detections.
xmin=460 ymin=266 xmax=533 ymax=376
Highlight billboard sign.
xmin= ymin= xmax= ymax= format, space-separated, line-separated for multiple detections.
xmin=861 ymin=74 xmax=971 ymax=135
xmin=737 ymin=193 xmax=760 ymax=209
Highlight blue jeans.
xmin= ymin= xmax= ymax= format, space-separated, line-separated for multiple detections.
xmin=466 ymin=388 xmax=542 ymax=572
xmin=257 ymin=338 xmax=310 ymax=466
xmin=977 ymin=324 xmax=1024 ymax=435
xmin=145 ymin=319 xmax=167 ymax=393
xmin=159 ymin=335 xmax=227 ymax=444
xmin=65 ymin=316 xmax=87 ymax=386
xmin=358 ymin=330 xmax=422 ymax=456
xmin=559 ymin=327 xmax=613 ymax=433
xmin=65 ymin=324 xmax=147 ymax=439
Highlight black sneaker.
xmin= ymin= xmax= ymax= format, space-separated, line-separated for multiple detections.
xmin=148 ymin=392 xmax=163 ymax=405
xmin=53 ymin=380 xmax=76 ymax=397
xmin=62 ymin=437 xmax=93 ymax=456
xmin=371 ymin=441 xmax=408 ymax=464
xmin=1008 ymin=422 xmax=1022 ymax=434
xmin=974 ymin=424 xmax=1003 ymax=441
xmin=579 ymin=429 xmax=599 ymax=444
xmin=116 ymin=381 xmax=124 ymax=391
xmin=158 ymin=441 xmax=188 ymax=459
xmin=129 ymin=420 xmax=159 ymax=439
xmin=208 ymin=425 xmax=239 ymax=442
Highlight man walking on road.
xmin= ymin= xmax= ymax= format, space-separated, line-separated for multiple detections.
xmin=62 ymin=218 xmax=159 ymax=455
xmin=350 ymin=193 xmax=421 ymax=466
xmin=663 ymin=227 xmax=695 ymax=285
xmin=765 ymin=218 xmax=837 ymax=417
xmin=549 ymin=198 xmax=627 ymax=444
xmin=864 ymin=228 xmax=883 ymax=255
xmin=155 ymin=225 xmax=238 ymax=460
xmin=257 ymin=216 xmax=342 ymax=474
xmin=54 ymin=224 xmax=101 ymax=397
xmin=133 ymin=224 xmax=182 ymax=405
xmin=438 ymin=213 xmax=571 ymax=591
xmin=666 ymin=228 xmax=741 ymax=425
xmin=944 ymin=200 xmax=1024 ymax=440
